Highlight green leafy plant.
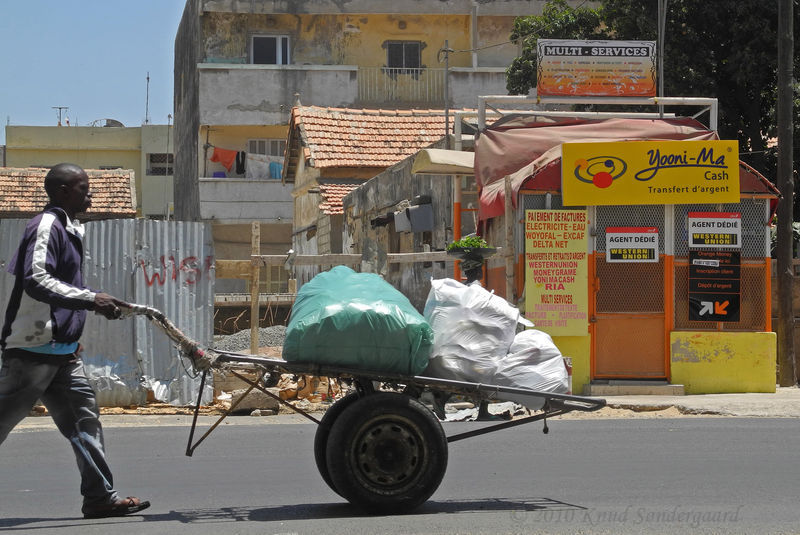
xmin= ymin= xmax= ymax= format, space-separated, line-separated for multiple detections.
xmin=447 ymin=236 xmax=490 ymax=251
xmin=769 ymin=219 xmax=800 ymax=257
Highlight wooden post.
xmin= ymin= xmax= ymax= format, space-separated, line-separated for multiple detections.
xmin=777 ymin=0 xmax=797 ymax=385
xmin=249 ymin=222 xmax=260 ymax=355
xmin=504 ymin=175 xmax=515 ymax=301
xmin=453 ymin=174 xmax=462 ymax=281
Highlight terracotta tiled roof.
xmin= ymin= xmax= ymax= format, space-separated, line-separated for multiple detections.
xmin=318 ymin=183 xmax=360 ymax=215
xmin=288 ymin=106 xmax=455 ymax=169
xmin=0 ymin=167 xmax=137 ymax=220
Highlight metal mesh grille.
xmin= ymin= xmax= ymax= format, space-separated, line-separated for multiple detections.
xmin=673 ymin=199 xmax=768 ymax=257
xmin=521 ymin=193 xmax=572 ymax=211
xmin=596 ymin=258 xmax=665 ymax=312
xmin=673 ymin=199 xmax=768 ymax=330
xmin=674 ymin=261 xmax=767 ymax=331
xmin=595 ymin=205 xmax=665 ymax=252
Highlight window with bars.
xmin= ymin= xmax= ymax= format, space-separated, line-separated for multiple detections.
xmin=385 ymin=41 xmax=422 ymax=75
xmin=146 ymin=153 xmax=174 ymax=176
xmin=248 ymin=139 xmax=285 ymax=158
xmin=252 ymin=35 xmax=289 ymax=65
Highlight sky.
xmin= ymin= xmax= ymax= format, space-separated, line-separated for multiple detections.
xmin=0 ymin=0 xmax=187 ymax=145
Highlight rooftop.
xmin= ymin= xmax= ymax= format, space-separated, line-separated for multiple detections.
xmin=0 ymin=167 xmax=137 ymax=220
xmin=318 ymin=183 xmax=360 ymax=215
xmin=286 ymin=106 xmax=455 ymax=172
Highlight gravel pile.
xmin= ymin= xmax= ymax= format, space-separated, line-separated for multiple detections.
xmin=213 ymin=325 xmax=287 ymax=352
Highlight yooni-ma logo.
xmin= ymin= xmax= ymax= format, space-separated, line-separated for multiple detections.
xmin=573 ymin=156 xmax=627 ymax=188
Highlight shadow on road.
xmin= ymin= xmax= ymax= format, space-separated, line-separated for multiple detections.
xmin=169 ymin=496 xmax=584 ymax=522
xmin=0 ymin=497 xmax=585 ymax=528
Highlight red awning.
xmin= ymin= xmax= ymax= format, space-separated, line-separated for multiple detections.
xmin=476 ymin=116 xmax=722 ymax=220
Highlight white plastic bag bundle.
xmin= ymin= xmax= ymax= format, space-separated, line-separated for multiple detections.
xmin=422 ymin=278 xmax=531 ymax=382
xmin=422 ymin=278 xmax=569 ymax=410
xmin=493 ymin=329 xmax=570 ymax=408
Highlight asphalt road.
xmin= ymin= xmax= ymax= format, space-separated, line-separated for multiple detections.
xmin=0 ymin=418 xmax=797 ymax=535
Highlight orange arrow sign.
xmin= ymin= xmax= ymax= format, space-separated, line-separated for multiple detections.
xmin=714 ymin=301 xmax=729 ymax=315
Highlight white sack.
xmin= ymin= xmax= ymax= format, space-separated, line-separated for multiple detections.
xmin=423 ymin=278 xmax=528 ymax=383
xmin=494 ymin=329 xmax=569 ymax=407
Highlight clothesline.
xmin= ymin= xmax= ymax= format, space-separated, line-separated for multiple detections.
xmin=207 ymin=144 xmax=283 ymax=179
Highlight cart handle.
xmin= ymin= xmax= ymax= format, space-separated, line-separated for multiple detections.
xmin=122 ymin=303 xmax=216 ymax=371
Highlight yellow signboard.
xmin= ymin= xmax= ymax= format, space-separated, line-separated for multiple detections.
xmin=561 ymin=140 xmax=740 ymax=206
xmin=524 ymin=209 xmax=589 ymax=336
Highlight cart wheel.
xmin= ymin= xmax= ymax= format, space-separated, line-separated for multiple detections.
xmin=326 ymin=392 xmax=448 ymax=513
xmin=314 ymin=392 xmax=360 ymax=496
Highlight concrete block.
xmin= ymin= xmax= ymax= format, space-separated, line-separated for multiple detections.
xmin=230 ymin=387 xmax=281 ymax=412
xmin=583 ymin=383 xmax=685 ymax=396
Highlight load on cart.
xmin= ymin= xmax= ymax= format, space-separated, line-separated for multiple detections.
xmin=127 ymin=266 xmax=605 ymax=514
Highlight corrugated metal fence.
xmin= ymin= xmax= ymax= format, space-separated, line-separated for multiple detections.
xmin=0 ymin=219 xmax=214 ymax=406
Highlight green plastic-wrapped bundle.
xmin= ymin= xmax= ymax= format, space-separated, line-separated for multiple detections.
xmin=282 ymin=266 xmax=433 ymax=375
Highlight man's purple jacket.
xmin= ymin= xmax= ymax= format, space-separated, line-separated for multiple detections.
xmin=1 ymin=205 xmax=98 ymax=351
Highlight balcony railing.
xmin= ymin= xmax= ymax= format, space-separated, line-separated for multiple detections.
xmin=358 ymin=67 xmax=446 ymax=106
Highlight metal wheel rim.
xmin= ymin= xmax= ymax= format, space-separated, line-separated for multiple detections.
xmin=349 ymin=415 xmax=426 ymax=492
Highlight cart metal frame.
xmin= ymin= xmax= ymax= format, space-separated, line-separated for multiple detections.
xmin=129 ymin=303 xmax=606 ymax=513
xmin=186 ymin=351 xmax=606 ymax=457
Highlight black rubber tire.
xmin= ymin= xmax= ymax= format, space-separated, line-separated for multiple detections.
xmin=313 ymin=392 xmax=360 ymax=495
xmin=325 ymin=392 xmax=448 ymax=513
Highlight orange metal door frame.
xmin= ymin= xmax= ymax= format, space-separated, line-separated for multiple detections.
xmin=589 ymin=253 xmax=672 ymax=380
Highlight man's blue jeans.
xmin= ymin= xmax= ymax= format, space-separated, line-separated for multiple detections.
xmin=0 ymin=349 xmax=120 ymax=506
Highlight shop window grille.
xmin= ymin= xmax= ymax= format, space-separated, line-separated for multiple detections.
xmin=592 ymin=205 xmax=665 ymax=314
xmin=673 ymin=199 xmax=768 ymax=331
xmin=520 ymin=193 xmax=582 ymax=211
xmin=673 ymin=261 xmax=767 ymax=331
xmin=594 ymin=205 xmax=665 ymax=253
xmin=673 ymin=199 xmax=769 ymax=258
xmin=595 ymin=258 xmax=665 ymax=313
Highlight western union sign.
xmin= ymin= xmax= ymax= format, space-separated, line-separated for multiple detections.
xmin=561 ymin=140 xmax=740 ymax=206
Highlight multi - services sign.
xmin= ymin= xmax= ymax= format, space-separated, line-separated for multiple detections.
xmin=537 ymin=39 xmax=656 ymax=97
xmin=561 ymin=140 xmax=740 ymax=206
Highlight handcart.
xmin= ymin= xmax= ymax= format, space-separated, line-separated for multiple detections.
xmin=127 ymin=303 xmax=606 ymax=514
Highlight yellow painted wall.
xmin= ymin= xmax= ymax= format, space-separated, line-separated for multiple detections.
xmin=670 ymin=331 xmax=776 ymax=394
xmin=140 ymin=125 xmax=174 ymax=218
xmin=199 ymin=125 xmax=288 ymax=178
xmin=6 ymin=125 xmax=143 ymax=211
xmin=202 ymin=13 xmax=515 ymax=69
xmin=552 ymin=335 xmax=591 ymax=394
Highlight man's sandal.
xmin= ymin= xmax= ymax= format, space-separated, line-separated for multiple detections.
xmin=82 ymin=496 xmax=150 ymax=519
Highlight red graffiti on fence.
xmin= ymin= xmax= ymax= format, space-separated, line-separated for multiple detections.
xmin=140 ymin=255 xmax=214 ymax=286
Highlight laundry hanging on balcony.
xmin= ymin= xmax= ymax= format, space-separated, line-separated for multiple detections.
xmin=209 ymin=147 xmax=238 ymax=172
xmin=244 ymin=153 xmax=283 ymax=179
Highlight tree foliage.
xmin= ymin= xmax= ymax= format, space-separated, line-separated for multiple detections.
xmin=506 ymin=0 xmax=799 ymax=180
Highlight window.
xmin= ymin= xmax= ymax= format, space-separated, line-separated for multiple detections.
xmin=146 ymin=153 xmax=174 ymax=176
xmin=252 ymin=35 xmax=290 ymax=65
xmin=385 ymin=41 xmax=422 ymax=73
xmin=248 ymin=139 xmax=286 ymax=158
xmin=99 ymin=165 xmax=122 ymax=170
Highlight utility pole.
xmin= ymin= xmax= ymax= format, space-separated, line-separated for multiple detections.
xmin=657 ymin=0 xmax=667 ymax=117
xmin=440 ymin=40 xmax=453 ymax=150
xmin=145 ymin=72 xmax=151 ymax=125
xmin=776 ymin=0 xmax=797 ymax=385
